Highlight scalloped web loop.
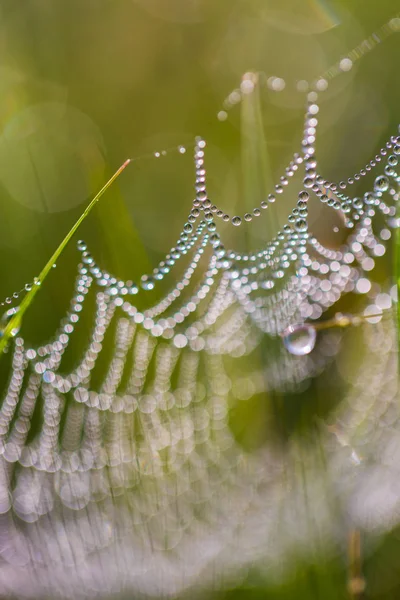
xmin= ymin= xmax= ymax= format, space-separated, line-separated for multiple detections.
xmin=0 ymin=14 xmax=399 ymax=600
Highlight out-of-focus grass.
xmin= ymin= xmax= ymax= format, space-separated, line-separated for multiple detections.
xmin=240 ymin=72 xmax=277 ymax=242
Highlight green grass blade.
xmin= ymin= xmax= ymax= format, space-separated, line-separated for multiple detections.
xmin=0 ymin=158 xmax=131 ymax=354
xmin=240 ymin=73 xmax=277 ymax=245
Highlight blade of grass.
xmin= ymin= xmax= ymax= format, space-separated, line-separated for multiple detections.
xmin=0 ymin=158 xmax=131 ymax=355
xmin=240 ymin=72 xmax=277 ymax=246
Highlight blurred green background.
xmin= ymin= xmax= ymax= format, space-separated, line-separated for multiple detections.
xmin=0 ymin=0 xmax=400 ymax=597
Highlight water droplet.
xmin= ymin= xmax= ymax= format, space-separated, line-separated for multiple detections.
xmin=339 ymin=57 xmax=353 ymax=72
xmin=77 ymin=240 xmax=87 ymax=252
xmin=389 ymin=17 xmax=400 ymax=31
xmin=315 ymin=78 xmax=328 ymax=92
xmin=0 ymin=307 xmax=20 ymax=337
xmin=352 ymin=197 xmax=363 ymax=210
xmin=303 ymin=177 xmax=314 ymax=188
xmin=298 ymin=191 xmax=309 ymax=202
xmin=295 ymin=218 xmax=307 ymax=232
xmin=374 ymin=175 xmax=389 ymax=193
xmin=244 ymin=213 xmax=252 ymax=222
xmin=282 ymin=324 xmax=317 ymax=356
xmin=140 ymin=276 xmax=155 ymax=291
xmin=232 ymin=216 xmax=242 ymax=226
xmin=363 ymin=192 xmax=375 ymax=205
xmin=217 ymin=111 xmax=228 ymax=122
xmin=183 ymin=223 xmax=192 ymax=234
xmin=33 ymin=277 xmax=41 ymax=286
xmin=24 ymin=283 xmax=32 ymax=292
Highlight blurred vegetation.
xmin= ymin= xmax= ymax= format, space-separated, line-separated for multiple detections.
xmin=0 ymin=0 xmax=400 ymax=598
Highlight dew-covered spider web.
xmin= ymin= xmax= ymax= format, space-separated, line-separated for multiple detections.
xmin=0 ymin=14 xmax=400 ymax=600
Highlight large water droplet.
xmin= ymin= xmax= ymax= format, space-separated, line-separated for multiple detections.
xmin=281 ymin=323 xmax=316 ymax=356
xmin=374 ymin=175 xmax=389 ymax=193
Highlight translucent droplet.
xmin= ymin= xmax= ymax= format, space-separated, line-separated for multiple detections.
xmin=282 ymin=324 xmax=316 ymax=356
xmin=363 ymin=192 xmax=375 ymax=205
xmin=77 ymin=240 xmax=87 ymax=252
xmin=339 ymin=58 xmax=353 ymax=72
xmin=232 ymin=216 xmax=242 ymax=226
xmin=315 ymin=78 xmax=328 ymax=92
xmin=0 ymin=306 xmax=20 ymax=337
xmin=374 ymin=175 xmax=389 ymax=193
xmin=140 ymin=276 xmax=155 ymax=291
xmin=24 ymin=283 xmax=32 ymax=292
xmin=298 ymin=191 xmax=309 ymax=202
xmin=183 ymin=223 xmax=192 ymax=234
xmin=295 ymin=218 xmax=307 ymax=232
xmin=217 ymin=111 xmax=228 ymax=122
xmin=244 ymin=213 xmax=252 ymax=222
xmin=303 ymin=177 xmax=314 ymax=188
xmin=33 ymin=277 xmax=41 ymax=287
xmin=389 ymin=17 xmax=400 ymax=31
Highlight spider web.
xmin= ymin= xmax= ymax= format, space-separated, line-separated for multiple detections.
xmin=0 ymin=14 xmax=400 ymax=600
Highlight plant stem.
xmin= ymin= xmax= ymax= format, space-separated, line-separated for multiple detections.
xmin=0 ymin=159 xmax=131 ymax=355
